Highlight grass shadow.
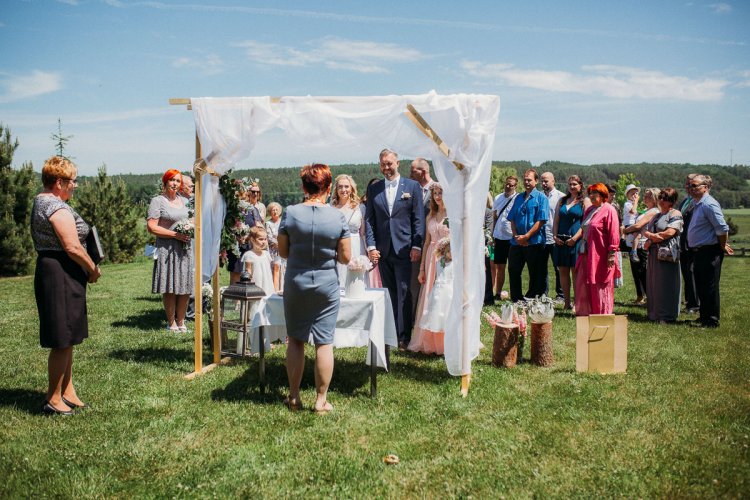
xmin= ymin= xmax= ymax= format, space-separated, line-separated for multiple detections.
xmin=109 ymin=347 xmax=193 ymax=369
xmin=134 ymin=295 xmax=161 ymax=303
xmin=0 ymin=388 xmax=47 ymax=414
xmin=111 ymin=308 xmax=165 ymax=330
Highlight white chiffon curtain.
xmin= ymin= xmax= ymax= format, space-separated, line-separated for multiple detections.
xmin=191 ymin=91 xmax=500 ymax=376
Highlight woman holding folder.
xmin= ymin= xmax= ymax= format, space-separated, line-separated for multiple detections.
xmin=31 ymin=156 xmax=101 ymax=415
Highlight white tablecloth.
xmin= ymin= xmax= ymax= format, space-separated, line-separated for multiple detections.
xmin=248 ymin=288 xmax=397 ymax=369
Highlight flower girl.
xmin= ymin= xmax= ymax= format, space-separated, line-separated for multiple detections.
xmin=414 ymin=237 xmax=454 ymax=355
xmin=241 ymin=226 xmax=275 ymax=296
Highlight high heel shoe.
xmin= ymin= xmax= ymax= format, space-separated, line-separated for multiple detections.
xmin=62 ymin=396 xmax=88 ymax=410
xmin=41 ymin=401 xmax=74 ymax=416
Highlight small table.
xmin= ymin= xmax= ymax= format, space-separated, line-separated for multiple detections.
xmin=249 ymin=288 xmax=398 ymax=397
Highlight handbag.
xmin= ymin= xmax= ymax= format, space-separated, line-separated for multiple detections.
xmin=86 ymin=226 xmax=105 ymax=265
xmin=654 ymin=211 xmax=680 ymax=263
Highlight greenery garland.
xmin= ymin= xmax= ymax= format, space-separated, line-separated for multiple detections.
xmin=218 ymin=171 xmax=250 ymax=261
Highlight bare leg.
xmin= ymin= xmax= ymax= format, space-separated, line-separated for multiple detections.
xmin=285 ymin=337 xmax=305 ymax=407
xmin=559 ymin=266 xmax=572 ymax=308
xmin=272 ymin=263 xmax=280 ymax=292
xmin=47 ymin=347 xmax=73 ymax=411
xmin=313 ymin=343 xmax=334 ymax=412
xmin=163 ymin=293 xmax=177 ymax=327
xmin=175 ymin=294 xmax=189 ymax=327
xmin=491 ymin=262 xmax=498 ymax=295
xmin=61 ymin=347 xmax=84 ymax=406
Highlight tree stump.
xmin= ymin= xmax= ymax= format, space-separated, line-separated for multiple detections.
xmin=492 ymin=325 xmax=519 ymax=368
xmin=530 ymin=321 xmax=554 ymax=367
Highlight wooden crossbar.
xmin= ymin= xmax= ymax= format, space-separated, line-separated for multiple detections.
xmin=404 ymin=104 xmax=465 ymax=171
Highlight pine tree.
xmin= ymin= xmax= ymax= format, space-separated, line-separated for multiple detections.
xmin=50 ymin=118 xmax=73 ymax=159
xmin=0 ymin=124 xmax=38 ymax=276
xmin=72 ymin=165 xmax=147 ymax=263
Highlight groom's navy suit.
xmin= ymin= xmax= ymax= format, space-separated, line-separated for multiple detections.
xmin=365 ymin=176 xmax=425 ymax=343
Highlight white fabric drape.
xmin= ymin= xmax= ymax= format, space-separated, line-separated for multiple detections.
xmin=191 ymin=91 xmax=500 ymax=376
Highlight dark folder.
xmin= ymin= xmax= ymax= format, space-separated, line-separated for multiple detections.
xmin=86 ymin=226 xmax=105 ymax=265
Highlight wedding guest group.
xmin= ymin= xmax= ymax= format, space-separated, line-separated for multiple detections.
xmin=32 ymin=156 xmax=101 ymax=415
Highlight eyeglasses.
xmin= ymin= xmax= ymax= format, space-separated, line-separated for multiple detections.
xmin=689 ymin=183 xmax=705 ymax=188
xmin=249 ymin=190 xmax=260 ymax=194
xmin=61 ymin=177 xmax=78 ymax=185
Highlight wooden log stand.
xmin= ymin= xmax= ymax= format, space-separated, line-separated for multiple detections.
xmin=530 ymin=321 xmax=554 ymax=367
xmin=492 ymin=325 xmax=519 ymax=368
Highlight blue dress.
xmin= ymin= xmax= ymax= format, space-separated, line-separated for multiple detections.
xmin=279 ymin=204 xmax=350 ymax=344
xmin=553 ymin=198 xmax=584 ymax=267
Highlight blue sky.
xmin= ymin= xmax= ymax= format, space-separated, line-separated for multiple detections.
xmin=1 ymin=0 xmax=748 ymax=175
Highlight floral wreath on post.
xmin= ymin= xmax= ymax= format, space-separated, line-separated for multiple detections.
xmin=218 ymin=170 xmax=255 ymax=262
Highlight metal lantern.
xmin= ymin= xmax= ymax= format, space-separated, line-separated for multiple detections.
xmin=219 ymin=270 xmax=268 ymax=389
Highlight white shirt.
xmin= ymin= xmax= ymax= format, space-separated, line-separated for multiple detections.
xmin=622 ymin=201 xmax=637 ymax=226
xmin=544 ymin=188 xmax=564 ymax=244
xmin=492 ymin=192 xmax=517 ymax=240
xmin=420 ymin=180 xmax=435 ymax=204
xmin=385 ymin=175 xmax=400 ymax=214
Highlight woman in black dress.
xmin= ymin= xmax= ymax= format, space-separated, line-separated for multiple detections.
xmin=32 ymin=156 xmax=101 ymax=415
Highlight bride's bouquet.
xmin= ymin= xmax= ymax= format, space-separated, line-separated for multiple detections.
xmin=347 ymin=255 xmax=373 ymax=272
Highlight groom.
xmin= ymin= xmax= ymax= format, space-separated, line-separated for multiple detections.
xmin=365 ymin=149 xmax=425 ymax=349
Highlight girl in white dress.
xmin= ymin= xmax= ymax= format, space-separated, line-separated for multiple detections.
xmin=417 ymin=237 xmax=453 ymax=354
xmin=331 ymin=174 xmax=365 ymax=287
xmin=241 ymin=226 xmax=275 ymax=296
xmin=265 ymin=202 xmax=285 ymax=292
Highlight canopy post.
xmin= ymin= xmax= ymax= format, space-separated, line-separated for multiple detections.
xmin=404 ymin=102 xmax=473 ymax=395
xmin=170 ymin=98 xmax=231 ymax=379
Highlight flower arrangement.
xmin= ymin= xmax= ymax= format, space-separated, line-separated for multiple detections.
xmin=526 ymin=295 xmax=556 ymax=324
xmin=347 ymin=255 xmax=372 ymax=272
xmin=219 ymin=171 xmax=248 ymax=259
xmin=172 ymin=218 xmax=194 ymax=249
xmin=400 ymin=192 xmax=411 ymax=200
xmin=483 ymin=302 xmax=527 ymax=335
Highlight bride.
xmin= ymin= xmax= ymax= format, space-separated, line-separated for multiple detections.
xmin=331 ymin=174 xmax=365 ymax=287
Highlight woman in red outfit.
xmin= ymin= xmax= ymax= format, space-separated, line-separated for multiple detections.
xmin=574 ymin=183 xmax=621 ymax=316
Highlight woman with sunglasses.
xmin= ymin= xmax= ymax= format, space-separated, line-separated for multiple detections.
xmin=642 ymin=188 xmax=683 ymax=323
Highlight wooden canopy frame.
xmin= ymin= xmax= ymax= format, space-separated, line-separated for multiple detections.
xmin=169 ymin=96 xmax=473 ymax=395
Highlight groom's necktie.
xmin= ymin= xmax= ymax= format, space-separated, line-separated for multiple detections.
xmin=386 ymin=179 xmax=398 ymax=214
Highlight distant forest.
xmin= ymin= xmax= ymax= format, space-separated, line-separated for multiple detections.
xmin=87 ymin=161 xmax=750 ymax=209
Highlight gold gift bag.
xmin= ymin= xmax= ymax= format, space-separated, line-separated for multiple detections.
xmin=576 ymin=314 xmax=627 ymax=374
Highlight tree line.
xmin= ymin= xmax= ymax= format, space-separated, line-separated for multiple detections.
xmin=2 ymin=119 xmax=748 ymax=277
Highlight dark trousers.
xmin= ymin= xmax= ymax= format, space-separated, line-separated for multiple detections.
xmin=544 ymin=244 xmax=563 ymax=299
xmin=409 ymin=256 xmax=422 ymax=325
xmin=508 ymin=244 xmax=547 ymax=302
xmin=484 ymin=256 xmax=494 ymax=305
xmin=693 ymin=245 xmax=723 ymax=327
xmin=629 ymin=248 xmax=648 ymax=298
xmin=379 ymin=254 xmax=414 ymax=343
xmin=680 ymin=250 xmax=700 ymax=310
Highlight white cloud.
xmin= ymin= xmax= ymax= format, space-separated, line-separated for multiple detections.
xmin=233 ymin=37 xmax=426 ymax=74
xmin=461 ymin=61 xmax=728 ymax=101
xmin=736 ymin=70 xmax=750 ymax=88
xmin=0 ymin=70 xmax=62 ymax=103
xmin=171 ymin=53 xmax=224 ymax=75
xmin=709 ymin=3 xmax=732 ymax=13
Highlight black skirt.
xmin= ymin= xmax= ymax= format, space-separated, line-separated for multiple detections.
xmin=34 ymin=251 xmax=89 ymax=349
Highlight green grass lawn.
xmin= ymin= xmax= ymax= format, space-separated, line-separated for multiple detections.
xmin=1 ymin=258 xmax=749 ymax=497
xmin=724 ymin=208 xmax=750 ymax=248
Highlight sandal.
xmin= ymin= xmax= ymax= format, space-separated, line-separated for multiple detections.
xmin=314 ymin=401 xmax=333 ymax=415
xmin=283 ymin=397 xmax=303 ymax=412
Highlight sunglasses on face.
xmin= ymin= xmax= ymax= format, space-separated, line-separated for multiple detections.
xmin=689 ymin=183 xmax=705 ymax=188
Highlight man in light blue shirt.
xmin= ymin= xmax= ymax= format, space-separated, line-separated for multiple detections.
xmin=541 ymin=172 xmax=564 ymax=301
xmin=686 ymin=174 xmax=733 ymax=328
xmin=506 ymin=169 xmax=549 ymax=302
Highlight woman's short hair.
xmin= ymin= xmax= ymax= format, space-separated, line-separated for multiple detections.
xmin=41 ymin=156 xmax=77 ymax=188
xmin=267 ymin=201 xmax=282 ymax=214
xmin=162 ymin=169 xmax=181 ymax=186
xmin=429 ymin=182 xmax=443 ymax=216
xmin=587 ymin=183 xmax=609 ymax=199
xmin=331 ymin=174 xmax=360 ymax=208
xmin=659 ymin=187 xmax=678 ymax=204
xmin=300 ymin=163 xmax=332 ymax=195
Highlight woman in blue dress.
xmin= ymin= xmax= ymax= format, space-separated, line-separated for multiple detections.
xmin=552 ymin=175 xmax=589 ymax=310
xmin=278 ymin=164 xmax=351 ymax=413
